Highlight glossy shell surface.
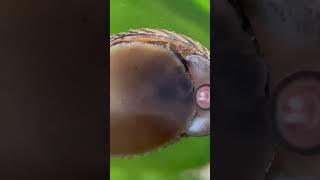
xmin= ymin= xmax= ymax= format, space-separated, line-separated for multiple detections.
xmin=110 ymin=29 xmax=210 ymax=157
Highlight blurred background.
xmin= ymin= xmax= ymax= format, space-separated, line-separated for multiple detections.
xmin=110 ymin=0 xmax=210 ymax=179
xmin=0 ymin=0 xmax=107 ymax=179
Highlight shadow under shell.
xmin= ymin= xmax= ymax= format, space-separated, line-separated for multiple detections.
xmin=110 ymin=42 xmax=196 ymax=156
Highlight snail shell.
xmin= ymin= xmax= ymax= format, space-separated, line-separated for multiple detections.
xmin=110 ymin=29 xmax=210 ymax=157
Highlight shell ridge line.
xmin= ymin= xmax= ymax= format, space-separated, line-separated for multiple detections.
xmin=110 ymin=28 xmax=209 ymax=58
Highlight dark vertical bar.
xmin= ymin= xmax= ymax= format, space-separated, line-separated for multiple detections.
xmin=107 ymin=0 xmax=111 ymax=179
xmin=210 ymin=1 xmax=214 ymax=180
xmin=212 ymin=0 xmax=273 ymax=179
xmin=0 ymin=0 xmax=109 ymax=179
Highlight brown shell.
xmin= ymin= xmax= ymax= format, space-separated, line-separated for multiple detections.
xmin=110 ymin=28 xmax=210 ymax=60
xmin=110 ymin=29 xmax=209 ymax=157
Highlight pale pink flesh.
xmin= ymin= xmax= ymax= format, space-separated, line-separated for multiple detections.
xmin=277 ymin=79 xmax=320 ymax=149
xmin=196 ymin=85 xmax=210 ymax=109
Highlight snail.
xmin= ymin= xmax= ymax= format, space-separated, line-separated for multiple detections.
xmin=214 ymin=1 xmax=320 ymax=179
xmin=228 ymin=0 xmax=320 ymax=155
xmin=110 ymin=29 xmax=210 ymax=157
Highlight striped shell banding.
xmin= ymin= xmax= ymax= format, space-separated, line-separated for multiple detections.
xmin=110 ymin=28 xmax=210 ymax=60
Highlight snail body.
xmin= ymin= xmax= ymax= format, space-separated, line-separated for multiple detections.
xmin=233 ymin=0 xmax=320 ymax=154
xmin=110 ymin=29 xmax=210 ymax=157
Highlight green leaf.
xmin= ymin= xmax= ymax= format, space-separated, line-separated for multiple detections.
xmin=110 ymin=0 xmax=210 ymax=47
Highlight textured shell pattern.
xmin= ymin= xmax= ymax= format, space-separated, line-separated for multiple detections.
xmin=110 ymin=28 xmax=210 ymax=60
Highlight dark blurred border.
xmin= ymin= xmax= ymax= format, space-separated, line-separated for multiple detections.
xmin=0 ymin=0 xmax=109 ymax=179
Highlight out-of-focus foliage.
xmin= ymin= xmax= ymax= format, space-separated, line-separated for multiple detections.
xmin=110 ymin=0 xmax=210 ymax=179
xmin=110 ymin=0 xmax=210 ymax=48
